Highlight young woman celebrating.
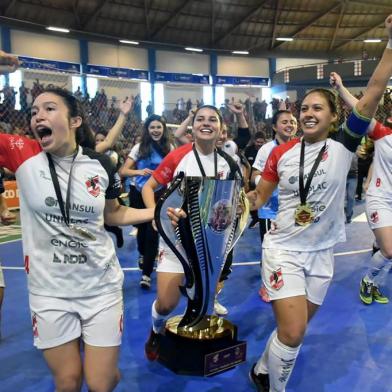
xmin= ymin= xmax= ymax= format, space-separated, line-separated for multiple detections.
xmin=0 ymin=84 xmax=154 ymax=392
xmin=119 ymin=114 xmax=172 ymax=289
xmin=141 ymin=105 xmax=242 ymax=361
xmin=247 ymin=15 xmax=392 ymax=391
xmin=251 ymin=110 xmax=297 ymax=302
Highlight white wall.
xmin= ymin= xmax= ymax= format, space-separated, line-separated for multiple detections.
xmin=218 ymin=56 xmax=269 ymax=77
xmin=276 ymin=58 xmax=326 ymax=72
xmin=156 ymin=51 xmax=209 ymax=74
xmin=12 ymin=30 xmax=80 ymax=63
xmin=88 ymin=42 xmax=148 ymax=69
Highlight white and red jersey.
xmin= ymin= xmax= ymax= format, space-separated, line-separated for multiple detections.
xmin=261 ymin=131 xmax=358 ymax=251
xmin=253 ymin=140 xmax=278 ymax=173
xmin=0 ymin=134 xmax=123 ymax=298
xmin=367 ymin=122 xmax=392 ymax=200
xmin=153 ymin=143 xmax=235 ymax=185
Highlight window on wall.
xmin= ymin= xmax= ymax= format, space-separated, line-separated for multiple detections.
xmin=86 ymin=76 xmax=98 ymax=99
xmin=215 ymin=86 xmax=225 ymax=108
xmin=0 ymin=75 xmax=4 ymax=103
xmin=153 ymin=83 xmax=164 ymax=117
xmin=203 ymin=86 xmax=213 ymax=105
xmin=71 ymin=75 xmax=83 ymax=94
xmin=9 ymin=70 xmax=22 ymax=110
xmin=261 ymin=87 xmax=272 ymax=119
xmin=140 ymin=81 xmax=152 ymax=120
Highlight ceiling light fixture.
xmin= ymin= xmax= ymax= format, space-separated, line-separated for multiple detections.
xmin=232 ymin=51 xmax=249 ymax=55
xmin=46 ymin=26 xmax=70 ymax=33
xmin=119 ymin=40 xmax=139 ymax=45
xmin=185 ymin=47 xmax=203 ymax=52
xmin=276 ymin=37 xmax=294 ymax=42
xmin=363 ymin=39 xmax=382 ymax=43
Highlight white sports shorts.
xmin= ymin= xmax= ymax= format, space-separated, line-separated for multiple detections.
xmin=366 ymin=195 xmax=392 ymax=230
xmin=29 ymin=290 xmax=123 ymax=350
xmin=262 ymin=247 xmax=334 ymax=305
xmin=156 ymin=240 xmax=185 ymax=274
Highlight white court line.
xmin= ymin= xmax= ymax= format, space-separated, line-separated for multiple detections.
xmin=0 ymin=238 xmax=22 ymax=245
xmin=2 ymin=248 xmax=372 ymax=271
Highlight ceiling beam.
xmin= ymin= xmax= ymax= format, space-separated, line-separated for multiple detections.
xmin=213 ymin=0 xmax=269 ymax=45
xmin=151 ymin=0 xmax=192 ymax=39
xmin=328 ymin=2 xmax=346 ymax=51
xmin=3 ymin=0 xmax=18 ymax=16
xmin=82 ymin=0 xmax=110 ymax=30
xmin=348 ymin=0 xmax=392 ymax=10
xmin=332 ymin=16 xmax=388 ymax=50
xmin=72 ymin=0 xmax=81 ymax=30
xmin=271 ymin=1 xmax=342 ymax=49
xmin=270 ymin=0 xmax=281 ymax=50
xmin=144 ymin=0 xmax=150 ymax=37
xmin=211 ymin=0 xmax=215 ymax=45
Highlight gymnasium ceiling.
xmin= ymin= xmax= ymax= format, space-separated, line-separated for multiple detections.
xmin=1 ymin=0 xmax=392 ymax=59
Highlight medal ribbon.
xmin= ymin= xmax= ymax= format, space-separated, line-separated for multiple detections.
xmin=192 ymin=144 xmax=218 ymax=179
xmin=299 ymin=139 xmax=326 ymax=205
xmin=47 ymin=150 xmax=77 ymax=228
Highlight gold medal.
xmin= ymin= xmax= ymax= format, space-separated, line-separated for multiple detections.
xmin=69 ymin=224 xmax=96 ymax=241
xmin=294 ymin=203 xmax=314 ymax=226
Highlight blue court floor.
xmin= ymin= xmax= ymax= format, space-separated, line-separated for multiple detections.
xmin=1 ymin=201 xmax=391 ymax=392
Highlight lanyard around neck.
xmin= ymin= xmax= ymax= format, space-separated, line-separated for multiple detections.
xmin=299 ymin=139 xmax=326 ymax=206
xmin=192 ymin=144 xmax=218 ymax=179
xmin=47 ymin=150 xmax=78 ymax=227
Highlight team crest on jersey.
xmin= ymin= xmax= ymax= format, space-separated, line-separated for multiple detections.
xmin=270 ymin=267 xmax=284 ymax=290
xmin=86 ymin=175 xmax=100 ymax=197
xmin=9 ymin=136 xmax=24 ymax=150
xmin=370 ymin=211 xmax=379 ymax=223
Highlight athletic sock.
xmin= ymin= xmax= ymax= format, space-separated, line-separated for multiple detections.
xmin=255 ymin=329 xmax=277 ymax=374
xmin=268 ymin=335 xmax=301 ymax=392
xmin=364 ymin=251 xmax=391 ymax=286
xmin=151 ymin=300 xmax=168 ymax=334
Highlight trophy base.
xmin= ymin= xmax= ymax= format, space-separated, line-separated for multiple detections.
xmin=157 ymin=315 xmax=247 ymax=376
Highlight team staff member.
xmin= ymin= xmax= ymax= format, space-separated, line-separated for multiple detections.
xmin=0 ymin=65 xmax=154 ymax=392
xmin=141 ymin=105 xmax=242 ymax=361
xmin=119 ymin=114 xmax=173 ymax=289
xmin=247 ymin=15 xmax=392 ymax=391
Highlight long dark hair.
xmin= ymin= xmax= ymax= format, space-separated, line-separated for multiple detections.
xmin=39 ymin=87 xmax=95 ymax=149
xmin=139 ymin=114 xmax=171 ymax=159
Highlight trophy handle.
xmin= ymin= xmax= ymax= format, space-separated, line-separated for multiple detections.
xmin=225 ymin=188 xmax=250 ymax=257
xmin=154 ymin=172 xmax=195 ymax=289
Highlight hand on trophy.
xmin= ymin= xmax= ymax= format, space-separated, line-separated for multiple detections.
xmin=167 ymin=207 xmax=187 ymax=228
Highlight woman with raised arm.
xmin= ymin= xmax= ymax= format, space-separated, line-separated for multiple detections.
xmin=330 ymin=67 xmax=392 ymax=306
xmin=247 ymin=15 xmax=392 ymax=392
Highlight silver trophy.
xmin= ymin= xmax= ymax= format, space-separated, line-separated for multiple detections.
xmin=154 ymin=173 xmax=249 ymax=375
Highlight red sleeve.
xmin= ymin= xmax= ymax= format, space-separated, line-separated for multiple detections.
xmin=0 ymin=134 xmax=42 ymax=173
xmin=262 ymin=138 xmax=300 ymax=183
xmin=369 ymin=121 xmax=392 ymax=141
xmin=152 ymin=143 xmax=193 ymax=185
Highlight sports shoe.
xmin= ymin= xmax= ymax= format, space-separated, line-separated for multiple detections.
xmin=360 ymin=278 xmax=373 ymax=305
xmin=373 ymin=285 xmax=389 ymax=304
xmin=214 ymin=300 xmax=228 ymax=316
xmin=258 ymin=286 xmax=270 ymax=303
xmin=144 ymin=329 xmax=160 ymax=361
xmin=249 ymin=363 xmax=270 ymax=391
xmin=140 ymin=275 xmax=151 ymax=289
